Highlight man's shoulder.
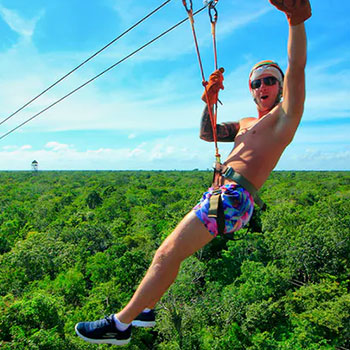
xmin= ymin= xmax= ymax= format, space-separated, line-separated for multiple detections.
xmin=239 ymin=117 xmax=258 ymax=127
xmin=240 ymin=117 xmax=257 ymax=122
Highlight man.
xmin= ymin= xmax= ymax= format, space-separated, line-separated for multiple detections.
xmin=75 ymin=0 xmax=311 ymax=345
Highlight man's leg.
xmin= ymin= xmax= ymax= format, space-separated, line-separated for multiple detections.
xmin=116 ymin=210 xmax=214 ymax=324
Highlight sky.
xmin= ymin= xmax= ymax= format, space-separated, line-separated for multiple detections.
xmin=0 ymin=0 xmax=349 ymax=171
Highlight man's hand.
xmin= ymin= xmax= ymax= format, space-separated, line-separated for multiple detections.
xmin=269 ymin=0 xmax=311 ymax=26
xmin=202 ymin=68 xmax=224 ymax=106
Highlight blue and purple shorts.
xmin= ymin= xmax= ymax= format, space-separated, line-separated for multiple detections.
xmin=193 ymin=183 xmax=254 ymax=237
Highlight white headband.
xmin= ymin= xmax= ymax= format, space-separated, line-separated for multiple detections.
xmin=250 ymin=65 xmax=283 ymax=85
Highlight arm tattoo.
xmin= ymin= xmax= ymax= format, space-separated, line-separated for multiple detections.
xmin=200 ymin=106 xmax=215 ymax=141
xmin=199 ymin=106 xmax=239 ymax=142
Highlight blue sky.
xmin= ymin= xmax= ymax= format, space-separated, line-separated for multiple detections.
xmin=0 ymin=0 xmax=349 ymax=171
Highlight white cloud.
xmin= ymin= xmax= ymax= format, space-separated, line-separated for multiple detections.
xmin=218 ymin=5 xmax=272 ymax=37
xmin=0 ymin=64 xmax=204 ymax=134
xmin=0 ymin=6 xmax=44 ymax=40
xmin=306 ymin=90 xmax=350 ymax=119
xmin=45 ymin=141 xmax=73 ymax=152
xmin=0 ymin=134 xmax=214 ymax=170
xmin=304 ymin=57 xmax=350 ymax=120
xmin=20 ymin=144 xmax=32 ymax=150
xmin=2 ymin=145 xmax=17 ymax=150
xmin=294 ymin=123 xmax=350 ymax=144
xmin=101 ymin=0 xmax=272 ymax=66
xmin=298 ymin=149 xmax=350 ymax=162
xmin=3 ymin=127 xmax=349 ymax=171
xmin=276 ymin=143 xmax=350 ymax=171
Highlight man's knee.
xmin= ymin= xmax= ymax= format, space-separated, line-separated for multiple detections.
xmin=152 ymin=212 xmax=212 ymax=266
xmin=153 ymin=240 xmax=181 ymax=268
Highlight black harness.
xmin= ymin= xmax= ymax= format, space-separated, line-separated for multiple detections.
xmin=208 ymin=165 xmax=266 ymax=237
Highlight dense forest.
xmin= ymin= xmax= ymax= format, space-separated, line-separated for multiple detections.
xmin=0 ymin=170 xmax=349 ymax=350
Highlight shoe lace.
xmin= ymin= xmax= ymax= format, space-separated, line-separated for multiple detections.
xmin=104 ymin=315 xmax=114 ymax=325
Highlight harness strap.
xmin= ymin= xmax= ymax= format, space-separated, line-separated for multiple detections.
xmin=208 ymin=190 xmax=225 ymax=235
xmin=207 ymin=166 xmax=266 ymax=237
xmin=222 ymin=166 xmax=267 ymax=210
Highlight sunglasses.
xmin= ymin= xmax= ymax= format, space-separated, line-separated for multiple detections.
xmin=250 ymin=76 xmax=278 ymax=89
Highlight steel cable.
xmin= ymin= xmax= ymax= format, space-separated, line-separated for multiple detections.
xmin=0 ymin=5 xmax=207 ymax=141
xmin=0 ymin=0 xmax=172 ymax=128
xmin=0 ymin=6 xmax=207 ymax=140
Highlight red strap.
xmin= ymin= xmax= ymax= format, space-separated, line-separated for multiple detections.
xmin=183 ymin=0 xmax=221 ymax=161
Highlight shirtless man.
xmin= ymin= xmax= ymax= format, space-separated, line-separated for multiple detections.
xmin=75 ymin=0 xmax=311 ymax=345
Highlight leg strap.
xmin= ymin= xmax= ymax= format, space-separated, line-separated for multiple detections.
xmin=208 ymin=190 xmax=225 ymax=235
xmin=207 ymin=166 xmax=266 ymax=239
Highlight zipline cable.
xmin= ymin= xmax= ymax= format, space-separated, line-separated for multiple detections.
xmin=0 ymin=5 xmax=207 ymax=141
xmin=0 ymin=0 xmax=172 ymax=128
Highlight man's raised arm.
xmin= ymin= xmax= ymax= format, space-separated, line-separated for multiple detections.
xmin=270 ymin=0 xmax=311 ymax=124
xmin=282 ymin=23 xmax=307 ymax=122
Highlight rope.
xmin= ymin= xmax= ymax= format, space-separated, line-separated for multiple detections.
xmin=0 ymin=0 xmax=172 ymax=128
xmin=209 ymin=1 xmax=219 ymax=70
xmin=208 ymin=1 xmax=220 ymax=163
xmin=0 ymin=5 xmax=207 ymax=141
xmin=182 ymin=0 xmax=221 ymax=162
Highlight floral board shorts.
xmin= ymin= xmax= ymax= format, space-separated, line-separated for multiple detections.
xmin=193 ymin=183 xmax=254 ymax=237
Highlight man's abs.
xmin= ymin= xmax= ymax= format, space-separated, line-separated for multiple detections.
xmin=224 ymin=113 xmax=290 ymax=189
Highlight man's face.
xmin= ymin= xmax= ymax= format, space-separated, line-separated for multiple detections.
xmin=250 ymin=73 xmax=280 ymax=114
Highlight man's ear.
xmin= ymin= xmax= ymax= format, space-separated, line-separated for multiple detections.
xmin=278 ymin=82 xmax=283 ymax=102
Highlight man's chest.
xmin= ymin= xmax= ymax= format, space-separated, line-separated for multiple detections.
xmin=237 ymin=115 xmax=277 ymax=139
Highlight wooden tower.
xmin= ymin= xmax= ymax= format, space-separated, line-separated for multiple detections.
xmin=31 ymin=160 xmax=38 ymax=172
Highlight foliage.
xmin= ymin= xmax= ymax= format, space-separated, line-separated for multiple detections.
xmin=0 ymin=170 xmax=349 ymax=349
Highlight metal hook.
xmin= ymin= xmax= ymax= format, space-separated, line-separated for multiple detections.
xmin=182 ymin=0 xmax=193 ymax=12
xmin=208 ymin=4 xmax=218 ymax=24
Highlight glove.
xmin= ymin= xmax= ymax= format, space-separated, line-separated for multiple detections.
xmin=269 ymin=0 xmax=312 ymax=26
xmin=202 ymin=68 xmax=224 ymax=105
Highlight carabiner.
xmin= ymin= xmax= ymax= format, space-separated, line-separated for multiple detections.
xmin=204 ymin=0 xmax=218 ymax=7
xmin=208 ymin=2 xmax=218 ymax=24
xmin=182 ymin=0 xmax=193 ymax=13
